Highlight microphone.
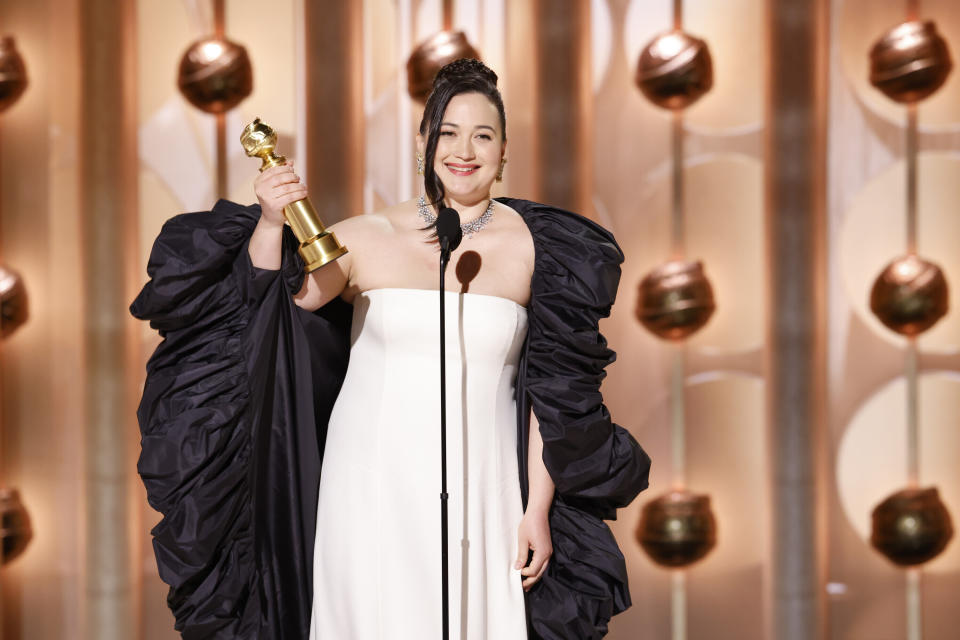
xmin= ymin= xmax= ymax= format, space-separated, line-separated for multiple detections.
xmin=436 ymin=207 xmax=463 ymax=258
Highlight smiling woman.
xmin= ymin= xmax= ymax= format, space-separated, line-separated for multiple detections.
xmin=416 ymin=59 xmax=508 ymax=212
xmin=132 ymin=58 xmax=650 ymax=640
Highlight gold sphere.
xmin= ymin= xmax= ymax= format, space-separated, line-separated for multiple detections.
xmin=406 ymin=31 xmax=480 ymax=103
xmin=240 ymin=117 xmax=279 ymax=159
xmin=636 ymin=260 xmax=716 ymax=341
xmin=0 ymin=37 xmax=28 ymax=113
xmin=177 ymin=36 xmax=253 ymax=114
xmin=871 ymin=487 xmax=953 ymax=567
xmin=869 ymin=20 xmax=953 ymax=104
xmin=636 ymin=490 xmax=717 ymax=568
xmin=869 ymin=254 xmax=948 ymax=337
xmin=0 ymin=264 xmax=28 ymax=339
xmin=635 ymin=30 xmax=714 ymax=110
xmin=0 ymin=487 xmax=33 ymax=565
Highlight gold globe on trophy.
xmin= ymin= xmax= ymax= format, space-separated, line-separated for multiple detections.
xmin=241 ymin=118 xmax=348 ymax=272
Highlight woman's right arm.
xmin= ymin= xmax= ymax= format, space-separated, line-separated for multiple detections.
xmin=250 ymin=162 xmax=303 ymax=270
xmin=250 ymin=162 xmax=351 ymax=311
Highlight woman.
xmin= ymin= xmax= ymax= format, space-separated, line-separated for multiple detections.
xmin=133 ymin=59 xmax=649 ymax=640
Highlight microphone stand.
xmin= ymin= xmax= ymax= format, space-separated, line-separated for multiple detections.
xmin=434 ymin=205 xmax=460 ymax=639
xmin=438 ymin=239 xmax=452 ymax=640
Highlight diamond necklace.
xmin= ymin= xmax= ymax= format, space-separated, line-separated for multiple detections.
xmin=417 ymin=196 xmax=494 ymax=239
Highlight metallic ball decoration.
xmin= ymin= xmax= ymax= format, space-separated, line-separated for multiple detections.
xmin=871 ymin=487 xmax=953 ymax=567
xmin=177 ymin=36 xmax=253 ymax=114
xmin=636 ymin=490 xmax=717 ymax=568
xmin=0 ymin=487 xmax=33 ymax=565
xmin=406 ymin=31 xmax=480 ymax=103
xmin=869 ymin=254 xmax=948 ymax=337
xmin=0 ymin=36 xmax=28 ymax=113
xmin=635 ymin=30 xmax=714 ymax=110
xmin=0 ymin=265 xmax=28 ymax=339
xmin=869 ymin=21 xmax=953 ymax=104
xmin=636 ymin=260 xmax=716 ymax=341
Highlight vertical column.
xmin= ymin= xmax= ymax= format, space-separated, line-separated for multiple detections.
xmin=304 ymin=2 xmax=364 ymax=222
xmin=503 ymin=0 xmax=539 ymax=201
xmin=79 ymin=0 xmax=140 ymax=638
xmin=766 ymin=1 xmax=829 ymax=639
xmin=0 ymin=100 xmax=6 ymax=640
xmin=532 ymin=0 xmax=592 ymax=215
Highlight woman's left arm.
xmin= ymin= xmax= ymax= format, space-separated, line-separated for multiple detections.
xmin=515 ymin=409 xmax=555 ymax=591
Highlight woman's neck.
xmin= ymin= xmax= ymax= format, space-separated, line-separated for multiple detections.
xmin=445 ymin=194 xmax=492 ymax=221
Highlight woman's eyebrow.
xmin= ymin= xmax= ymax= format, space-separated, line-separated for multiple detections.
xmin=439 ymin=122 xmax=496 ymax=132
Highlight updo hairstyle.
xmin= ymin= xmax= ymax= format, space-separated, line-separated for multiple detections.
xmin=419 ymin=58 xmax=507 ymax=212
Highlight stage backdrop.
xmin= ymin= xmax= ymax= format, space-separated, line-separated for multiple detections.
xmin=0 ymin=0 xmax=958 ymax=639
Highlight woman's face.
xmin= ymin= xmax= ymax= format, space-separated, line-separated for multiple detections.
xmin=422 ymin=91 xmax=505 ymax=206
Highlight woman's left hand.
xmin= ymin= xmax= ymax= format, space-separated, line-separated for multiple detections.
xmin=515 ymin=508 xmax=553 ymax=591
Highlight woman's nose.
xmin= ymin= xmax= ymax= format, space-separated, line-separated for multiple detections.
xmin=456 ymin=137 xmax=475 ymax=159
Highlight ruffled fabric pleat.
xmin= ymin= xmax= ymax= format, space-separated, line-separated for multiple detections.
xmin=132 ymin=199 xmax=350 ymax=639
xmin=499 ymin=198 xmax=652 ymax=640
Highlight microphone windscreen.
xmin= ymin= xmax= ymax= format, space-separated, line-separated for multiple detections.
xmin=436 ymin=207 xmax=464 ymax=252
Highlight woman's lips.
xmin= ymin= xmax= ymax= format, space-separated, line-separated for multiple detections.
xmin=445 ymin=163 xmax=480 ymax=176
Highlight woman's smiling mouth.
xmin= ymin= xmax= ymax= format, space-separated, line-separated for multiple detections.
xmin=445 ymin=163 xmax=480 ymax=176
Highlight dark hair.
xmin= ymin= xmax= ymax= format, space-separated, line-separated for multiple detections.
xmin=419 ymin=58 xmax=506 ymax=212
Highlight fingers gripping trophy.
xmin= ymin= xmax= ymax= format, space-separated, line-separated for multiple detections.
xmin=240 ymin=118 xmax=348 ymax=271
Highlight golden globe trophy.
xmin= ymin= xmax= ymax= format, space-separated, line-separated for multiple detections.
xmin=240 ymin=118 xmax=348 ymax=272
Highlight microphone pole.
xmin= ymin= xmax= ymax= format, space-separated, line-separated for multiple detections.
xmin=435 ymin=207 xmax=462 ymax=640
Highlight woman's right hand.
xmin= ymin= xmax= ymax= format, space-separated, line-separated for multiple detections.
xmin=254 ymin=162 xmax=307 ymax=226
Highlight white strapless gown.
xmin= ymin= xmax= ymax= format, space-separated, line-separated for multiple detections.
xmin=309 ymin=287 xmax=530 ymax=640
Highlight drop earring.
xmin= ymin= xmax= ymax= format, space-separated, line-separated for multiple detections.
xmin=417 ymin=153 xmax=424 ymax=175
xmin=496 ymin=157 xmax=507 ymax=182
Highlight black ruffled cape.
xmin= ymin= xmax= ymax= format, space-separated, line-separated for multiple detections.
xmin=131 ymin=198 xmax=651 ymax=639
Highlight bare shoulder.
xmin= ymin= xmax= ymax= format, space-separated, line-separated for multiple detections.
xmin=492 ymin=199 xmax=528 ymax=230
xmin=327 ymin=209 xmax=392 ymax=244
xmin=492 ymin=200 xmax=535 ymax=256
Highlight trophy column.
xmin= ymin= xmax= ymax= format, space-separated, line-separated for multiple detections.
xmin=241 ymin=118 xmax=348 ymax=272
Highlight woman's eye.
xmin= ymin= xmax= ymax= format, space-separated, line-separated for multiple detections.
xmin=477 ymin=134 xmax=492 ymax=141
xmin=440 ymin=130 xmax=455 ymax=137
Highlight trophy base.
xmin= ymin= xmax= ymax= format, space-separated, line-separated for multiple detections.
xmin=300 ymin=231 xmax=348 ymax=273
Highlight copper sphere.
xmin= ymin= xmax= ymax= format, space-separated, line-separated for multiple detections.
xmin=869 ymin=254 xmax=948 ymax=337
xmin=636 ymin=260 xmax=716 ymax=340
xmin=406 ymin=31 xmax=480 ymax=103
xmin=636 ymin=490 xmax=717 ymax=568
xmin=0 ymin=264 xmax=28 ymax=339
xmin=0 ymin=487 xmax=33 ymax=565
xmin=0 ymin=36 xmax=28 ymax=113
xmin=177 ymin=36 xmax=253 ymax=114
xmin=869 ymin=21 xmax=953 ymax=104
xmin=871 ymin=487 xmax=953 ymax=567
xmin=635 ymin=30 xmax=714 ymax=110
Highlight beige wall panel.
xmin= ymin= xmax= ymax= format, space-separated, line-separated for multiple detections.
xmin=622 ymin=0 xmax=764 ymax=133
xmin=594 ymin=2 xmax=769 ymax=637
xmin=839 ymin=153 xmax=960 ymax=354
xmin=828 ymin=0 xmax=960 ymax=638
xmin=838 ymin=0 xmax=960 ymax=131
xmin=1 ymin=0 xmax=86 ymax=638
